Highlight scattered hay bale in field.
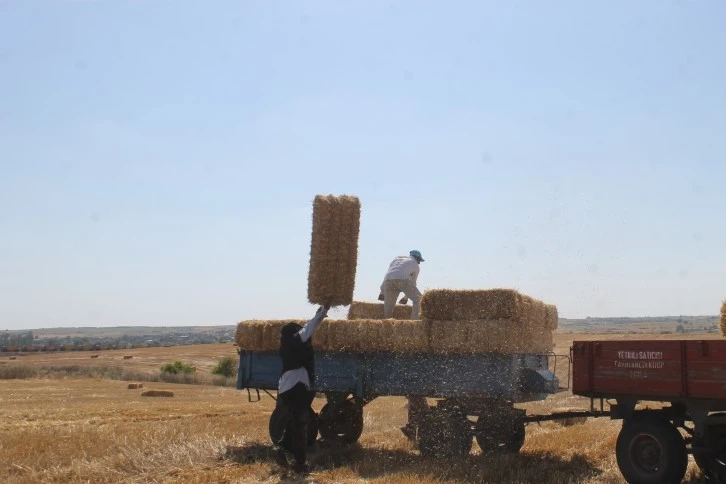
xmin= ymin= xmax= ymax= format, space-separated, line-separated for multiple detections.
xmin=9 ymin=356 xmax=17 ymax=360
xmin=721 ymin=300 xmax=726 ymax=336
xmin=127 ymin=383 xmax=143 ymax=389
xmin=90 ymin=355 xmax=99 ymax=359
xmin=123 ymin=355 xmax=133 ymax=359
xmin=307 ymin=194 xmax=361 ymax=307
xmin=347 ymin=301 xmax=412 ymax=320
xmin=141 ymin=390 xmax=174 ymax=397
xmin=420 ymin=289 xmax=549 ymax=326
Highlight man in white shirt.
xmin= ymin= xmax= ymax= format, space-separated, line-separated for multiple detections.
xmin=275 ymin=304 xmax=329 ymax=473
xmin=379 ymin=250 xmax=424 ymax=320
xmin=378 ymin=250 xmax=429 ymax=441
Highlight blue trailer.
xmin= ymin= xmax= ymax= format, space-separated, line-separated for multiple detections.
xmin=238 ymin=348 xmax=563 ymax=457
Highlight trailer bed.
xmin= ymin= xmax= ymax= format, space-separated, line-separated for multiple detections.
xmin=238 ymin=350 xmax=559 ymax=402
xmin=573 ymin=339 xmax=726 ymax=401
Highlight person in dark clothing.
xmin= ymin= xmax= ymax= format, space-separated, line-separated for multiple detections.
xmin=275 ymin=304 xmax=329 ymax=473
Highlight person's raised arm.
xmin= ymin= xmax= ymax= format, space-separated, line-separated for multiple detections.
xmin=298 ymin=305 xmax=330 ymax=343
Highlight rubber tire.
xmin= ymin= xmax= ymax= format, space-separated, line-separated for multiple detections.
xmin=318 ymin=400 xmax=364 ymax=443
xmin=268 ymin=405 xmax=318 ymax=448
xmin=693 ymin=413 xmax=726 ymax=482
xmin=615 ymin=417 xmax=687 ymax=484
xmin=418 ymin=408 xmax=473 ymax=458
xmin=475 ymin=410 xmax=525 ymax=453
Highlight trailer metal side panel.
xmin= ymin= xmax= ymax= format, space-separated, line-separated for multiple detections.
xmin=239 ymin=350 xmax=555 ymax=401
xmin=573 ymin=340 xmax=726 ymax=401
xmin=684 ymin=340 xmax=726 ymax=399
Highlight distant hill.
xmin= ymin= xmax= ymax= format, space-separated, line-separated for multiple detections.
xmin=2 ymin=315 xmax=721 ymax=353
xmin=558 ymin=315 xmax=719 ymax=334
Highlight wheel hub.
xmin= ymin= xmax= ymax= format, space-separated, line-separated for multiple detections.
xmin=631 ymin=434 xmax=663 ymax=473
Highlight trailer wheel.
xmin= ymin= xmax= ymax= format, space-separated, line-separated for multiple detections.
xmin=615 ymin=417 xmax=687 ymax=484
xmin=693 ymin=413 xmax=726 ymax=481
xmin=318 ymin=400 xmax=364 ymax=443
xmin=475 ymin=409 xmax=525 ymax=453
xmin=268 ymin=405 xmax=319 ymax=448
xmin=418 ymin=408 xmax=472 ymax=458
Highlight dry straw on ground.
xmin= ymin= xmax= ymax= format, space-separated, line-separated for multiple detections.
xmin=128 ymin=383 xmax=143 ymax=389
xmin=307 ymin=194 xmax=361 ymax=307
xmin=721 ymin=300 xmax=726 ymax=336
xmin=347 ymin=301 xmax=413 ymax=320
xmin=141 ymin=390 xmax=174 ymax=397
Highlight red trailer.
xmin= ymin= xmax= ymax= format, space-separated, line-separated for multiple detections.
xmin=572 ymin=339 xmax=726 ymax=484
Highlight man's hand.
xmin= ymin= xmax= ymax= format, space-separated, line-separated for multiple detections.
xmin=398 ymin=296 xmax=408 ymax=305
xmin=378 ymin=292 xmax=385 ymax=301
xmin=315 ymin=305 xmax=329 ymax=321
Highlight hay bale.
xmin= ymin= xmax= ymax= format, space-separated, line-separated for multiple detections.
xmin=90 ymin=355 xmax=99 ymax=359
xmin=420 ymin=288 xmax=549 ymax=325
xmin=545 ymin=304 xmax=559 ymax=330
xmin=9 ymin=356 xmax=16 ymax=360
xmin=428 ymin=319 xmax=553 ymax=354
xmin=235 ymin=320 xmax=309 ymax=350
xmin=347 ymin=301 xmax=412 ymax=320
xmin=128 ymin=383 xmax=144 ymax=389
xmin=307 ymin=194 xmax=361 ymax=306
xmin=141 ymin=390 xmax=174 ymax=397
xmin=123 ymin=355 xmax=133 ymax=359
xmin=721 ymin=300 xmax=726 ymax=336
xmin=234 ymin=314 xmax=553 ymax=354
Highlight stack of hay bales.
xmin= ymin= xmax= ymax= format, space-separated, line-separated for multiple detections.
xmin=347 ymin=301 xmax=412 ymax=320
xmin=307 ymin=195 xmax=361 ymax=307
xmin=235 ymin=289 xmax=555 ymax=354
xmin=421 ymin=289 xmax=553 ymax=354
xmin=235 ymin=318 xmax=427 ymax=353
xmin=721 ymin=300 xmax=726 ymax=336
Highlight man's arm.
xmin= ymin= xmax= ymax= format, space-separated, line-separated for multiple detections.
xmin=298 ymin=305 xmax=329 ymax=343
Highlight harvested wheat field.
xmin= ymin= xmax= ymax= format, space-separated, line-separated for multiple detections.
xmin=0 ymin=334 xmax=717 ymax=483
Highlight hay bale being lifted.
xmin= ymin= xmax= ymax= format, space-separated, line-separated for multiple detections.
xmin=307 ymin=194 xmax=361 ymax=307
xmin=347 ymin=301 xmax=413 ymax=320
xmin=721 ymin=300 xmax=726 ymax=336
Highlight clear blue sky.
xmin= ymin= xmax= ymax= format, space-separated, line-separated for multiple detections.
xmin=2 ymin=1 xmax=725 ymax=330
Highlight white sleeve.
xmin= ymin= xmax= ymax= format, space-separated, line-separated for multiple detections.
xmin=298 ymin=312 xmax=325 ymax=343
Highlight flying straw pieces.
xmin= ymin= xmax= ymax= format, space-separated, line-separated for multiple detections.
xmin=141 ymin=390 xmax=174 ymax=397
xmin=307 ymin=194 xmax=361 ymax=307
xmin=721 ymin=300 xmax=726 ymax=336
xmin=347 ymin=301 xmax=413 ymax=320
